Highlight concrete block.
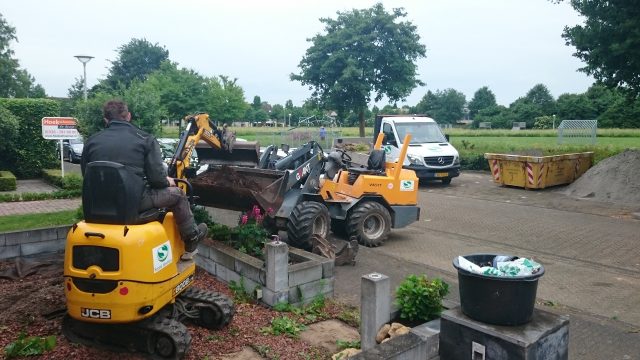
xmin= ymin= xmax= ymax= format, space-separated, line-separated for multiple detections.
xmin=197 ymin=241 xmax=212 ymax=259
xmin=234 ymin=253 xmax=265 ymax=285
xmin=360 ymin=273 xmax=391 ymax=351
xmin=209 ymin=242 xmax=236 ymax=269
xmin=4 ymin=230 xmax=30 ymax=246
xmin=411 ymin=319 xmax=440 ymax=359
xmin=215 ymin=263 xmax=232 ymax=283
xmin=266 ymin=241 xmax=288 ymax=292
xmin=289 ymin=277 xmax=334 ymax=304
xmin=235 ymin=275 xmax=261 ymax=295
xmin=351 ymin=332 xmax=427 ymax=360
xmin=196 ymin=256 xmax=217 ymax=276
xmin=288 ymin=261 xmax=322 ymax=287
xmin=0 ymin=244 xmax=21 ymax=260
xmin=440 ymin=307 xmax=569 ymax=360
xmin=261 ymin=288 xmax=288 ymax=307
xmin=21 ymin=240 xmax=65 ymax=257
xmin=57 ymin=226 xmax=72 ymax=240
xmin=320 ymin=257 xmax=334 ymax=278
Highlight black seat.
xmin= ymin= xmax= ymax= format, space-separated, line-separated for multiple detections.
xmin=348 ymin=149 xmax=386 ymax=176
xmin=83 ymin=161 xmax=162 ymax=225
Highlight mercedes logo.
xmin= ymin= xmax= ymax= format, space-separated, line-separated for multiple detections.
xmin=437 ymin=157 xmax=445 ymax=165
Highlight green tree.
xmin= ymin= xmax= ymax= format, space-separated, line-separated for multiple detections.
xmin=468 ymin=86 xmax=497 ymax=119
xmin=524 ymin=84 xmax=556 ymax=115
xmin=415 ymin=89 xmax=466 ymax=124
xmin=556 ymin=93 xmax=595 ymax=120
xmin=206 ymin=76 xmax=247 ymax=124
xmin=562 ymin=0 xmax=640 ymax=95
xmin=291 ymin=3 xmax=426 ymax=137
xmin=103 ymin=38 xmax=169 ymax=90
xmin=252 ymin=96 xmax=262 ymax=110
xmin=145 ymin=61 xmax=207 ymax=120
xmin=0 ymin=13 xmax=45 ymax=98
xmin=474 ymin=105 xmax=514 ymax=129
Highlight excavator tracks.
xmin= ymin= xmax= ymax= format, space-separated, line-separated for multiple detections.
xmin=62 ymin=287 xmax=233 ymax=359
xmin=62 ymin=311 xmax=191 ymax=359
xmin=177 ymin=286 xmax=235 ymax=330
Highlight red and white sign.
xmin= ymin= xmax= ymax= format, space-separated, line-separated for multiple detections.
xmin=42 ymin=117 xmax=80 ymax=139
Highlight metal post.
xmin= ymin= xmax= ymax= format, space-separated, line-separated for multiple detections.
xmin=60 ymin=140 xmax=65 ymax=178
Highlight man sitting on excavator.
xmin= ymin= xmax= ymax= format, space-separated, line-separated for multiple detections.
xmin=81 ymin=99 xmax=207 ymax=260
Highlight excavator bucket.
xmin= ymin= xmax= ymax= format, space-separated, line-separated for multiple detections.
xmin=191 ymin=166 xmax=287 ymax=212
xmin=196 ymin=139 xmax=260 ymax=168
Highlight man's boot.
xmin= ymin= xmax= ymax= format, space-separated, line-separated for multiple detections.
xmin=181 ymin=223 xmax=208 ymax=260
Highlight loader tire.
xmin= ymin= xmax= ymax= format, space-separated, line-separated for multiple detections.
xmin=347 ymin=201 xmax=391 ymax=247
xmin=287 ymin=201 xmax=330 ymax=250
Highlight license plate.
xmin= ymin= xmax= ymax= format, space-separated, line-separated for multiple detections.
xmin=435 ymin=172 xmax=448 ymax=178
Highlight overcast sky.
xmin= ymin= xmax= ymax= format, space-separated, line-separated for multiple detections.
xmin=2 ymin=0 xmax=593 ymax=107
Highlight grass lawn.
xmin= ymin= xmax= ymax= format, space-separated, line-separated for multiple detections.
xmin=0 ymin=210 xmax=77 ymax=233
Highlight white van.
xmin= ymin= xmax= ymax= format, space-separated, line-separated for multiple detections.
xmin=374 ymin=115 xmax=460 ymax=184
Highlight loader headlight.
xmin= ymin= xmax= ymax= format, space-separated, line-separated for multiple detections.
xmin=454 ymin=156 xmax=460 ymax=165
xmin=407 ymin=154 xmax=424 ymax=166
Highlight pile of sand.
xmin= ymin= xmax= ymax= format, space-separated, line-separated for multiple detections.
xmin=562 ymin=149 xmax=640 ymax=208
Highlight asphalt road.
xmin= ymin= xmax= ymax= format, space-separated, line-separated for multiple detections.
xmin=334 ymin=171 xmax=640 ymax=360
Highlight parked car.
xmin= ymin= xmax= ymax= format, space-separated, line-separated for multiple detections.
xmin=156 ymin=138 xmax=199 ymax=169
xmin=56 ymin=137 xmax=84 ymax=163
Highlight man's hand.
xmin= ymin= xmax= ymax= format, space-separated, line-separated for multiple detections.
xmin=167 ymin=177 xmax=176 ymax=187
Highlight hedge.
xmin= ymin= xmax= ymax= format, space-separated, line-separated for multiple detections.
xmin=0 ymin=99 xmax=61 ymax=178
xmin=0 ymin=189 xmax=81 ymax=203
xmin=41 ymin=169 xmax=82 ymax=190
xmin=0 ymin=171 xmax=17 ymax=191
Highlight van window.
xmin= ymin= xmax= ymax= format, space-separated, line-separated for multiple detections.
xmin=382 ymin=123 xmax=396 ymax=143
xmin=395 ymin=122 xmax=446 ymax=144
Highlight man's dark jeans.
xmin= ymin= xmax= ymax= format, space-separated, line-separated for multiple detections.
xmin=140 ymin=187 xmax=196 ymax=239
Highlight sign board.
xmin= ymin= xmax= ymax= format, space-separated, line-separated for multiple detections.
xmin=42 ymin=117 xmax=79 ymax=139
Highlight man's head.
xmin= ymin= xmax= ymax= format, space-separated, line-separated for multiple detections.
xmin=103 ymin=100 xmax=131 ymax=123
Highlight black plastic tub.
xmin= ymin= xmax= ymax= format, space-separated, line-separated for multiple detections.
xmin=452 ymin=254 xmax=545 ymax=326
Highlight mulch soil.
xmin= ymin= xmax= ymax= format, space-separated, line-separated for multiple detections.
xmin=0 ymin=257 xmax=352 ymax=360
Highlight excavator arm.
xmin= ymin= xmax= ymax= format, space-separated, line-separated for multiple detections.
xmin=167 ymin=113 xmax=259 ymax=180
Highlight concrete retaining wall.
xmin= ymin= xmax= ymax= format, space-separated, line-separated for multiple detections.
xmin=196 ymin=240 xmax=335 ymax=307
xmin=0 ymin=225 xmax=70 ymax=260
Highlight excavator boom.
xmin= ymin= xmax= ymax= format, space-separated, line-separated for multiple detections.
xmin=168 ymin=113 xmax=259 ymax=179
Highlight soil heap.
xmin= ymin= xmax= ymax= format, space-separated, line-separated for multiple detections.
xmin=562 ymin=149 xmax=640 ymax=208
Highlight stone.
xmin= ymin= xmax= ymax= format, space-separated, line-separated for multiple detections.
xmin=332 ymin=348 xmax=361 ymax=360
xmin=376 ymin=323 xmax=390 ymax=343
xmin=300 ymin=319 xmax=360 ymax=354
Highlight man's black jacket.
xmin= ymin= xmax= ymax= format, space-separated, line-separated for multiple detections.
xmin=81 ymin=120 xmax=169 ymax=189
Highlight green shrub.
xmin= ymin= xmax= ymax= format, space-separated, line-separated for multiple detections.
xmin=395 ymin=274 xmax=449 ymax=323
xmin=460 ymin=153 xmax=490 ymax=171
xmin=4 ymin=333 xmax=56 ymax=358
xmin=41 ymin=169 xmax=82 ymax=190
xmin=0 ymin=107 xmax=19 ymax=169
xmin=0 ymin=171 xmax=17 ymax=191
xmin=0 ymin=189 xmax=81 ymax=203
xmin=0 ymin=99 xmax=61 ymax=178
xmin=261 ymin=316 xmax=306 ymax=337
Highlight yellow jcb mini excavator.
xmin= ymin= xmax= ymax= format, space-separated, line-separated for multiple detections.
xmin=63 ymin=161 xmax=234 ymax=358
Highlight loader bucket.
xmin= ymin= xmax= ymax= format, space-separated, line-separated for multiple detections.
xmin=191 ymin=166 xmax=288 ymax=212
xmin=196 ymin=140 xmax=260 ymax=167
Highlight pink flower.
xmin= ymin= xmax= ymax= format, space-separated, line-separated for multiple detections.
xmin=255 ymin=214 xmax=263 ymax=224
xmin=240 ymin=214 xmax=248 ymax=225
xmin=266 ymin=207 xmax=274 ymax=215
xmin=252 ymin=205 xmax=261 ymax=218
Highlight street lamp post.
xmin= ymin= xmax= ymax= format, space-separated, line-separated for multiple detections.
xmin=288 ymin=113 xmax=291 ymax=127
xmin=74 ymin=55 xmax=94 ymax=101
